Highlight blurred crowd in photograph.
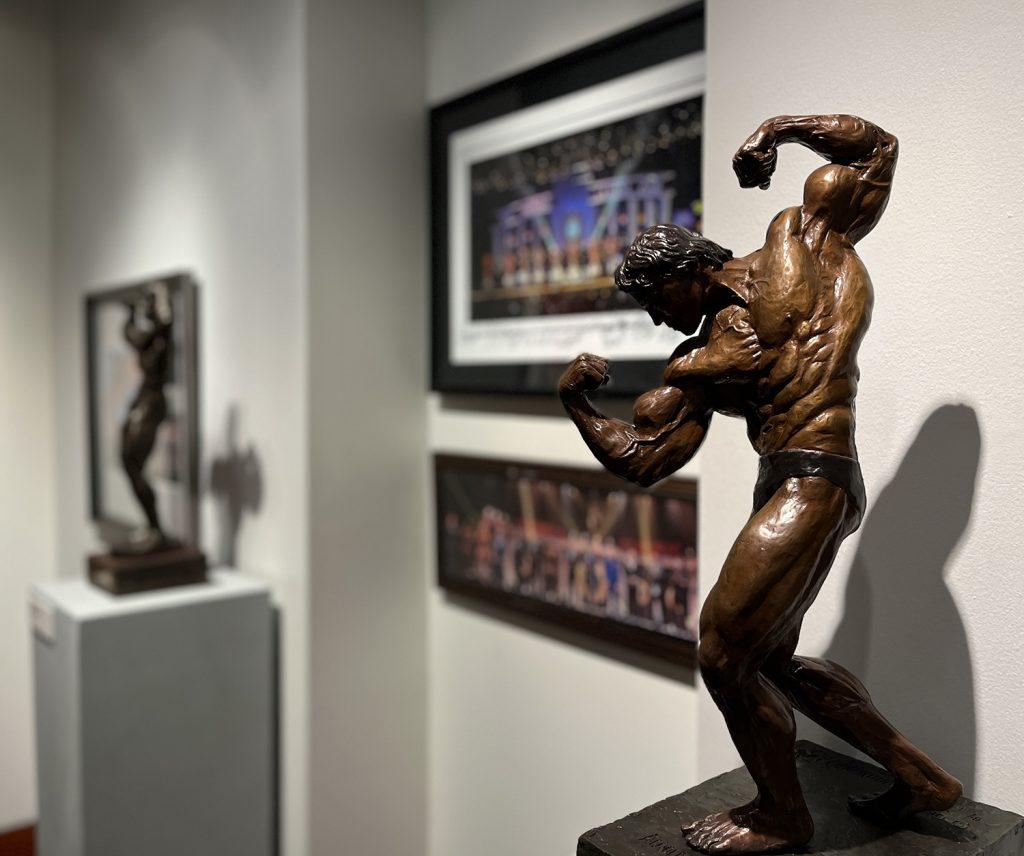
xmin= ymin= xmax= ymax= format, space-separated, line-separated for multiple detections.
xmin=441 ymin=478 xmax=698 ymax=640
xmin=470 ymin=97 xmax=703 ymax=319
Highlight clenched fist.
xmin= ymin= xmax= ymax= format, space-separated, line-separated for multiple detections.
xmin=733 ymin=122 xmax=779 ymax=190
xmin=559 ymin=353 xmax=610 ymax=397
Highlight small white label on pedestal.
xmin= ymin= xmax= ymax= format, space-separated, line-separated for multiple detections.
xmin=30 ymin=594 xmax=56 ymax=645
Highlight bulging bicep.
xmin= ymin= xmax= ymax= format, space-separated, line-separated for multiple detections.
xmin=634 ymin=386 xmax=683 ymax=431
xmin=802 ymin=164 xmax=859 ymax=227
xmin=633 ymin=383 xmax=707 ymax=437
xmin=802 ymin=157 xmax=895 ymax=243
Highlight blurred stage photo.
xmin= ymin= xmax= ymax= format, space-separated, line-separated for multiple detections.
xmin=470 ymin=96 xmax=702 ymax=322
xmin=436 ymin=455 xmax=698 ymax=657
xmin=446 ymin=52 xmax=705 ymax=371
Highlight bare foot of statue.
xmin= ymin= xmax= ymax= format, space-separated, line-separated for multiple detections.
xmin=848 ymin=764 xmax=963 ymax=825
xmin=682 ymin=804 xmax=813 ymax=854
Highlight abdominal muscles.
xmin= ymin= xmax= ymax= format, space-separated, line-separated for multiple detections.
xmin=742 ymin=228 xmax=872 ymax=458
xmin=748 ymin=295 xmax=866 ymax=457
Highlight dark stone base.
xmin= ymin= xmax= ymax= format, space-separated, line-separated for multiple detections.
xmin=88 ymin=546 xmax=208 ymax=595
xmin=579 ymin=741 xmax=1024 ymax=855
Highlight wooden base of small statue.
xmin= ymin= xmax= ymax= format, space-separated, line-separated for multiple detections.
xmin=88 ymin=546 xmax=208 ymax=595
xmin=578 ymin=742 xmax=1024 ymax=856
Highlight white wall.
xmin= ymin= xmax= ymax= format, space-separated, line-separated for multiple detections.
xmin=426 ymin=3 xmax=701 ymax=854
xmin=427 ymin=0 xmax=683 ymax=102
xmin=50 ymin=1 xmax=310 ymax=851
xmin=0 ymin=0 xmax=56 ymax=832
xmin=699 ymin=0 xmax=1024 ymax=810
xmin=305 ymin=0 xmax=428 ymax=854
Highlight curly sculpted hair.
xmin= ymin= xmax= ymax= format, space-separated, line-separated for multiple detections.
xmin=615 ymin=224 xmax=732 ymax=296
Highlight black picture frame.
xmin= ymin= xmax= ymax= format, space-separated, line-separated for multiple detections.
xmin=430 ymin=3 xmax=705 ymax=397
xmin=435 ymin=453 xmax=698 ymax=665
xmin=85 ymin=272 xmax=201 ymax=547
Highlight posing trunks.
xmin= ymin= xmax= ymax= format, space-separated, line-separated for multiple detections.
xmin=753 ymin=449 xmax=866 ymax=530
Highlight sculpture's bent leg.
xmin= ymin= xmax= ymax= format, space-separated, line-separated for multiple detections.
xmin=684 ymin=476 xmax=853 ymax=854
xmin=767 ymin=653 xmax=963 ymax=823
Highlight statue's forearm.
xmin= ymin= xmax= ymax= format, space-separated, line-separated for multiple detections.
xmin=561 ymin=394 xmax=640 ymax=480
xmin=765 ymin=114 xmax=892 ymax=164
xmin=665 ymin=340 xmax=761 ymax=384
xmin=664 ymin=306 xmax=764 ymax=385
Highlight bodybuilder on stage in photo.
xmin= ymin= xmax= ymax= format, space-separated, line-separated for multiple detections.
xmin=559 ymin=114 xmax=962 ymax=854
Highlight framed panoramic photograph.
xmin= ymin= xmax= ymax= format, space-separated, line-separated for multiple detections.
xmin=431 ymin=3 xmax=704 ymax=396
xmin=85 ymin=273 xmax=200 ymax=547
xmin=435 ymin=454 xmax=698 ymax=663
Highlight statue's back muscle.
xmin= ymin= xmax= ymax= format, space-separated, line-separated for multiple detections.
xmin=744 ymin=208 xmax=873 ymax=456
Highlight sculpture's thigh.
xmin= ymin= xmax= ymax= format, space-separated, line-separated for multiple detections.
xmin=699 ymin=477 xmax=851 ymax=671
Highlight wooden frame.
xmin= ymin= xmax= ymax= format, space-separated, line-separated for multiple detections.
xmin=430 ymin=3 xmax=705 ymax=397
xmin=435 ymin=453 xmax=698 ymax=665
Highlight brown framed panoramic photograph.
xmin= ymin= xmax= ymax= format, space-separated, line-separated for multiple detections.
xmin=430 ymin=3 xmax=705 ymax=396
xmin=435 ymin=454 xmax=697 ymax=664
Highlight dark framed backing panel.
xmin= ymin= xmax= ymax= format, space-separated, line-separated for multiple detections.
xmin=435 ymin=453 xmax=698 ymax=665
xmin=430 ymin=3 xmax=705 ymax=397
xmin=85 ymin=272 xmax=201 ymax=547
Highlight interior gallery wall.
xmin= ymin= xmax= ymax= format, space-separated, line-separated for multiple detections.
xmin=49 ymin=0 xmax=310 ymax=852
xmin=700 ymin=0 xmax=1024 ymax=808
xmin=0 ymin=0 xmax=56 ymax=832
xmin=306 ymin=0 xmax=428 ymax=853
xmin=425 ymin=3 xmax=701 ymax=856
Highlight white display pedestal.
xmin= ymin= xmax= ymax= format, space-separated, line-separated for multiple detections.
xmin=30 ymin=571 xmax=274 ymax=856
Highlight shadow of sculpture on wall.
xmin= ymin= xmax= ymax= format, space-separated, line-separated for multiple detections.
xmin=209 ymin=404 xmax=263 ymax=568
xmin=805 ymin=403 xmax=980 ymax=796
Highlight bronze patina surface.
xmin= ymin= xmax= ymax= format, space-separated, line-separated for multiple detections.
xmin=560 ymin=115 xmax=962 ymax=854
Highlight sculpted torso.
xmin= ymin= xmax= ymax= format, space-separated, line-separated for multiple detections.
xmin=671 ymin=206 xmax=873 ymax=458
xmin=558 ymin=115 xmax=899 ymax=489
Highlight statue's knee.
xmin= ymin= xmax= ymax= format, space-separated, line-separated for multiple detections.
xmin=763 ymin=654 xmax=799 ymax=687
xmin=792 ymin=656 xmax=868 ymax=697
xmin=697 ymin=634 xmax=741 ymax=691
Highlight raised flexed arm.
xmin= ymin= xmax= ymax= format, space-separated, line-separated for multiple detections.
xmin=733 ymin=114 xmax=898 ymax=243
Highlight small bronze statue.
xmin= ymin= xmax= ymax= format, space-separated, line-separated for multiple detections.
xmin=560 ymin=114 xmax=962 ymax=854
xmin=118 ymin=284 xmax=174 ymax=554
xmin=88 ymin=281 xmax=207 ymax=595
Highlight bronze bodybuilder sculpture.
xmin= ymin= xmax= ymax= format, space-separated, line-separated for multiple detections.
xmin=118 ymin=285 xmax=174 ymax=554
xmin=559 ymin=115 xmax=962 ymax=854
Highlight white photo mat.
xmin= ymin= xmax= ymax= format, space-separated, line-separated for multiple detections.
xmin=449 ymin=51 xmax=706 ymax=366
